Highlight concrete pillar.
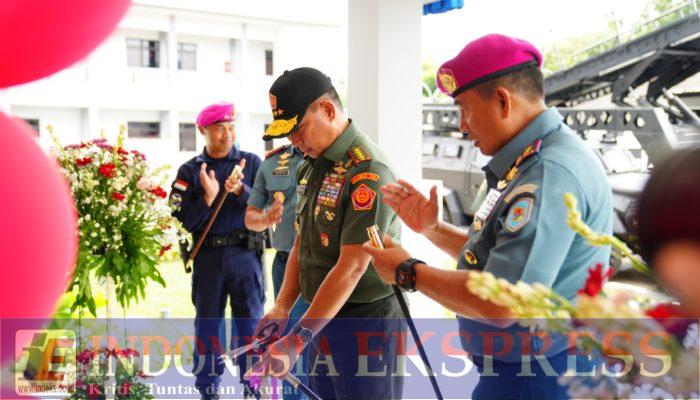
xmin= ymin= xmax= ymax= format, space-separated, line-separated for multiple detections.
xmin=348 ymin=0 xmax=452 ymax=318
xmin=347 ymin=0 xmax=423 ymax=181
xmin=82 ymin=107 xmax=99 ymax=139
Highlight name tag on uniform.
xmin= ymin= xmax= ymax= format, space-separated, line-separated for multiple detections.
xmin=272 ymin=168 xmax=290 ymax=176
xmin=474 ymin=188 xmax=501 ymax=222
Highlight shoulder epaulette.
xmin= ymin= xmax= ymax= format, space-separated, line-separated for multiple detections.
xmin=265 ymin=144 xmax=290 ymax=160
xmin=514 ymin=139 xmax=542 ymax=168
xmin=348 ymin=145 xmax=372 ymax=166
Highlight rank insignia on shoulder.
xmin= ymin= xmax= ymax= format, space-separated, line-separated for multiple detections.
xmin=174 ymin=179 xmax=189 ymax=191
xmin=350 ymin=172 xmax=379 ymax=185
xmin=351 ymin=183 xmax=376 ymax=211
xmin=265 ymin=144 xmax=290 ymax=160
xmin=514 ymin=139 xmax=542 ymax=168
xmin=348 ymin=146 xmax=372 ymax=166
xmin=504 ymin=197 xmax=534 ymax=233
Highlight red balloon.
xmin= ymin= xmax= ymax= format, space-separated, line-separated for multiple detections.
xmin=0 ymin=0 xmax=131 ymax=88
xmin=0 ymin=112 xmax=77 ymax=366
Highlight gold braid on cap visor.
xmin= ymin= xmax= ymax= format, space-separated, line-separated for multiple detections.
xmin=264 ymin=115 xmax=298 ymax=138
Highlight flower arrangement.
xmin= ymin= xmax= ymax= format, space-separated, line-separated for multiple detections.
xmin=68 ymin=347 xmax=153 ymax=399
xmin=564 ymin=193 xmax=651 ymax=277
xmin=50 ymin=126 xmax=184 ymax=315
xmin=465 ymin=193 xmax=698 ymax=399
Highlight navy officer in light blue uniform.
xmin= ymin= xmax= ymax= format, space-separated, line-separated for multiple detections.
xmin=363 ymin=34 xmax=613 ymax=400
xmin=170 ymin=102 xmax=264 ymax=400
xmin=245 ymin=143 xmax=310 ymax=400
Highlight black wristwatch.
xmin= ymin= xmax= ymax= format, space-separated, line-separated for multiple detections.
xmin=395 ymin=258 xmax=423 ymax=292
xmin=292 ymin=324 xmax=313 ymax=345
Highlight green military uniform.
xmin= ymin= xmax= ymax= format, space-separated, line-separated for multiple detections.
xmin=294 ymin=120 xmax=400 ymax=303
xmin=295 ymin=120 xmax=405 ymax=399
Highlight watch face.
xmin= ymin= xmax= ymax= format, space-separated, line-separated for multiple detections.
xmin=398 ymin=270 xmax=408 ymax=286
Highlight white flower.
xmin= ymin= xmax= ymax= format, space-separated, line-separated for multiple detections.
xmin=683 ymin=323 xmax=698 ymax=350
xmin=136 ymin=177 xmax=151 ymax=190
xmin=112 ymin=177 xmax=129 ymax=191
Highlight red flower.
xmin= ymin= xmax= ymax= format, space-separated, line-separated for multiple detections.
xmin=112 ymin=192 xmax=125 ymax=201
xmin=131 ymin=149 xmax=146 ymax=160
xmin=159 ymin=244 xmax=172 ymax=257
xmin=116 ymin=147 xmax=129 ymax=156
xmin=646 ymin=302 xmax=694 ymax=338
xmin=149 ymin=186 xmax=167 ymax=198
xmin=75 ymin=157 xmax=93 ymax=166
xmin=646 ymin=303 xmax=684 ymax=320
xmin=118 ymin=380 xmax=132 ymax=395
xmin=99 ymin=163 xmax=116 ymax=178
xmin=76 ymin=349 xmax=95 ymax=365
xmin=578 ymin=263 xmax=613 ymax=297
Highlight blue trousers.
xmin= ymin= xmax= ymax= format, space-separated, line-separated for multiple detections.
xmin=191 ymin=245 xmax=264 ymax=392
xmin=272 ymin=250 xmax=310 ymax=400
xmin=470 ymin=350 xmax=599 ymax=400
xmin=306 ymin=295 xmax=406 ymax=400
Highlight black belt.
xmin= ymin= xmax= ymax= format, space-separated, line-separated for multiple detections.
xmin=195 ymin=230 xmax=247 ymax=249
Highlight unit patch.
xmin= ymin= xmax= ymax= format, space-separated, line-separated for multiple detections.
xmin=169 ymin=192 xmax=182 ymax=207
xmin=351 ymin=183 xmax=376 ymax=211
xmin=504 ymin=197 xmax=534 ymax=233
xmin=350 ymin=172 xmax=379 ymax=185
xmin=317 ymin=173 xmax=345 ymax=208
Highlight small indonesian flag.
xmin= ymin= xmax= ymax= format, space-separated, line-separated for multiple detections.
xmin=174 ymin=179 xmax=189 ymax=191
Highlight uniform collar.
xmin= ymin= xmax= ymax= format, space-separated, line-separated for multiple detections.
xmin=196 ymin=146 xmax=241 ymax=163
xmin=321 ymin=120 xmax=359 ymax=163
xmin=485 ymin=107 xmax=562 ymax=179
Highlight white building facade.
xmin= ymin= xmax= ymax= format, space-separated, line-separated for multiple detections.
xmin=1 ymin=0 xmax=347 ymax=170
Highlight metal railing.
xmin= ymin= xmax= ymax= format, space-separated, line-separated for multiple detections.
xmin=552 ymin=0 xmax=699 ymax=72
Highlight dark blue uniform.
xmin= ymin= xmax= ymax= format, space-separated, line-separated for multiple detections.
xmin=170 ymin=146 xmax=264 ymax=397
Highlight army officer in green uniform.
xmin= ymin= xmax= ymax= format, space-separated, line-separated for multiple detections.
xmin=246 ymin=67 xmax=405 ymax=399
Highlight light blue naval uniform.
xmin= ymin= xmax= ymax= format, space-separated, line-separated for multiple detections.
xmin=248 ymin=144 xmax=310 ymax=400
xmin=457 ymin=108 xmax=613 ymax=399
xmin=249 ymin=145 xmax=304 ymax=253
